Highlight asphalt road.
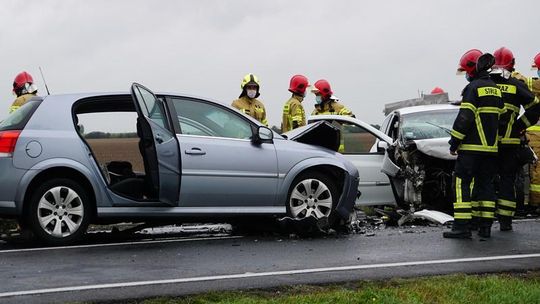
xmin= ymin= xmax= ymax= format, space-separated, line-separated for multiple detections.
xmin=1 ymin=219 xmax=540 ymax=303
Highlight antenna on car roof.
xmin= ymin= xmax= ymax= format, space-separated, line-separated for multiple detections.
xmin=38 ymin=66 xmax=51 ymax=95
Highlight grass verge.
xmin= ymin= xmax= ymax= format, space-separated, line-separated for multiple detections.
xmin=129 ymin=272 xmax=540 ymax=304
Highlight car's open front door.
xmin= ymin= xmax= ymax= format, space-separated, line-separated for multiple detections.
xmin=130 ymin=83 xmax=180 ymax=206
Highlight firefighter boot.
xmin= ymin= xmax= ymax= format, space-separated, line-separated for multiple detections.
xmin=478 ymin=220 xmax=492 ymax=238
xmin=443 ymin=220 xmax=472 ymax=239
xmin=498 ymin=215 xmax=513 ymax=231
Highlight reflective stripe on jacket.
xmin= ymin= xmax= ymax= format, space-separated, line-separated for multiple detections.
xmin=281 ymin=95 xmax=306 ymax=132
xmin=311 ymin=100 xmax=354 ymax=116
xmin=231 ymin=96 xmax=268 ymax=126
xmin=492 ymin=74 xmax=540 ymax=147
xmin=449 ymin=72 xmax=504 ymax=154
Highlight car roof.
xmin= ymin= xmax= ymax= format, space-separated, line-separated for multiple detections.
xmin=394 ymin=104 xmax=459 ymax=116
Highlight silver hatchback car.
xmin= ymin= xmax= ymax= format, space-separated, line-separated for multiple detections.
xmin=0 ymin=83 xmax=359 ymax=245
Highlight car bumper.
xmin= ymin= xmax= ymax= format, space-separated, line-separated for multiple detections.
xmin=335 ymin=173 xmax=360 ymax=219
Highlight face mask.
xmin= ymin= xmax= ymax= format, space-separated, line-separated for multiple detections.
xmin=315 ymin=95 xmax=323 ymax=104
xmin=465 ymin=74 xmax=473 ymax=82
xmin=246 ymin=89 xmax=257 ymax=99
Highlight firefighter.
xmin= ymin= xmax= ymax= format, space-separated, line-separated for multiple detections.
xmin=490 ymin=47 xmax=540 ymax=231
xmin=232 ymin=73 xmax=268 ymax=126
xmin=281 ymin=75 xmax=308 ymax=132
xmin=311 ymin=79 xmax=354 ymax=117
xmin=10 ymin=71 xmax=38 ymax=113
xmin=443 ymin=50 xmax=504 ymax=239
xmin=521 ymin=52 xmax=540 ymax=212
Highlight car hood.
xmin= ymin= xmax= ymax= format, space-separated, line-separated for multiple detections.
xmin=284 ymin=120 xmax=340 ymax=152
xmin=412 ymin=137 xmax=457 ymax=160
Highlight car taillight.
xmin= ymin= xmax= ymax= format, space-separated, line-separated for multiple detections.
xmin=0 ymin=130 xmax=22 ymax=157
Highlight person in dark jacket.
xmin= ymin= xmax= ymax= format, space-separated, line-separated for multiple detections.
xmin=491 ymin=47 xmax=540 ymax=231
xmin=443 ymin=49 xmax=504 ymax=239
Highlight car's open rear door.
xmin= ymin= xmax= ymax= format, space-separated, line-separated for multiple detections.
xmin=130 ymin=83 xmax=180 ymax=206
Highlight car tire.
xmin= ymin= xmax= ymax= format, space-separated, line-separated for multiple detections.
xmin=27 ymin=178 xmax=91 ymax=245
xmin=286 ymin=171 xmax=339 ymax=229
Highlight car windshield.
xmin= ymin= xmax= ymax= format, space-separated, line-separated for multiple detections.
xmin=401 ymin=109 xmax=459 ymax=140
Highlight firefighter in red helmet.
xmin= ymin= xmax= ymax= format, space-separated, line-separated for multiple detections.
xmin=10 ymin=71 xmax=38 ymax=113
xmin=443 ymin=49 xmax=504 ymax=239
xmin=281 ymin=75 xmax=308 ymax=132
xmin=232 ymin=73 xmax=268 ymax=126
xmin=490 ymin=47 xmax=540 ymax=232
xmin=311 ymin=79 xmax=353 ymax=117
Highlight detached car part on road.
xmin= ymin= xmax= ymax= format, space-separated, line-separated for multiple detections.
xmin=0 ymin=84 xmax=359 ymax=245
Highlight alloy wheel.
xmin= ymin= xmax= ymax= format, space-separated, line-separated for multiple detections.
xmin=37 ymin=186 xmax=84 ymax=238
xmin=289 ymin=178 xmax=333 ymax=219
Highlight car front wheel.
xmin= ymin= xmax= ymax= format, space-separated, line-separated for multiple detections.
xmin=287 ymin=172 xmax=338 ymax=223
xmin=27 ymin=178 xmax=91 ymax=245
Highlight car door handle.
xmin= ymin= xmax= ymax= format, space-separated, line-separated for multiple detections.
xmin=376 ymin=181 xmax=390 ymax=186
xmin=185 ymin=148 xmax=206 ymax=155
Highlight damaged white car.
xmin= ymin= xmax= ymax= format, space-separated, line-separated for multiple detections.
xmin=303 ymin=104 xmax=459 ymax=213
xmin=379 ymin=104 xmax=459 ymax=213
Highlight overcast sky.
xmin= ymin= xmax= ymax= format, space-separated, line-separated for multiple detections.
xmin=1 ymin=0 xmax=539 ymax=129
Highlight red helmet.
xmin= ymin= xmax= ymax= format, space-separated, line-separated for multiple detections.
xmin=494 ymin=47 xmax=515 ymax=71
xmin=13 ymin=71 xmax=34 ymax=90
xmin=533 ymin=52 xmax=540 ymax=69
xmin=288 ymin=75 xmax=309 ymax=95
xmin=431 ymin=87 xmax=444 ymax=94
xmin=458 ymin=49 xmax=483 ymax=76
xmin=312 ymin=79 xmax=333 ymax=98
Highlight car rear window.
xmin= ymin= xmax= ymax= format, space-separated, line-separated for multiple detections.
xmin=0 ymin=99 xmax=42 ymax=131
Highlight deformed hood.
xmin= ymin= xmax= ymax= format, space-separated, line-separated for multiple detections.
xmin=413 ymin=137 xmax=457 ymax=160
xmin=284 ymin=120 xmax=340 ymax=152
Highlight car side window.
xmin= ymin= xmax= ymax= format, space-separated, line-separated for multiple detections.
xmin=380 ymin=114 xmax=392 ymax=135
xmin=171 ymin=98 xmax=253 ymax=139
xmin=340 ymin=122 xmax=379 ymax=154
xmin=133 ymin=87 xmax=169 ymax=129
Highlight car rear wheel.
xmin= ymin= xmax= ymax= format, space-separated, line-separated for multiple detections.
xmin=287 ymin=172 xmax=338 ymax=224
xmin=27 ymin=178 xmax=91 ymax=245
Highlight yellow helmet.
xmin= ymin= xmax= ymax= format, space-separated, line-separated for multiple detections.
xmin=240 ymin=73 xmax=260 ymax=89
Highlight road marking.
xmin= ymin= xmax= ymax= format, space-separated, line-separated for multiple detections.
xmin=0 ymin=235 xmax=242 ymax=254
xmin=1 ymin=253 xmax=540 ymax=298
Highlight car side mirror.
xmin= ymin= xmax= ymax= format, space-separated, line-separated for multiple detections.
xmin=377 ymin=140 xmax=389 ymax=153
xmin=253 ymin=126 xmax=274 ymax=144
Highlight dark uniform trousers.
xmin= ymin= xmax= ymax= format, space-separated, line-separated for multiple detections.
xmin=453 ymin=153 xmax=497 ymax=224
xmin=496 ymin=148 xmax=520 ymax=217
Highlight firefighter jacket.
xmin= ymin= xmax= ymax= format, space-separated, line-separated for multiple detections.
xmin=281 ymin=94 xmax=305 ymax=132
xmin=512 ymin=72 xmax=540 ymax=98
xmin=449 ymin=71 xmax=504 ymax=154
xmin=231 ymin=96 xmax=268 ymax=126
xmin=9 ymin=93 xmax=35 ymax=114
xmin=311 ymin=100 xmax=354 ymax=117
xmin=491 ymin=74 xmax=540 ymax=147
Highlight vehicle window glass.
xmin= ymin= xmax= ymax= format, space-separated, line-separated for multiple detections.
xmin=380 ymin=114 xmax=392 ymax=134
xmin=340 ymin=122 xmax=379 ymax=154
xmin=401 ymin=109 xmax=458 ymax=140
xmin=134 ymin=87 xmax=167 ymax=129
xmin=0 ymin=100 xmax=41 ymax=131
xmin=172 ymin=98 xmax=253 ymax=139
xmin=76 ymin=111 xmax=144 ymax=173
